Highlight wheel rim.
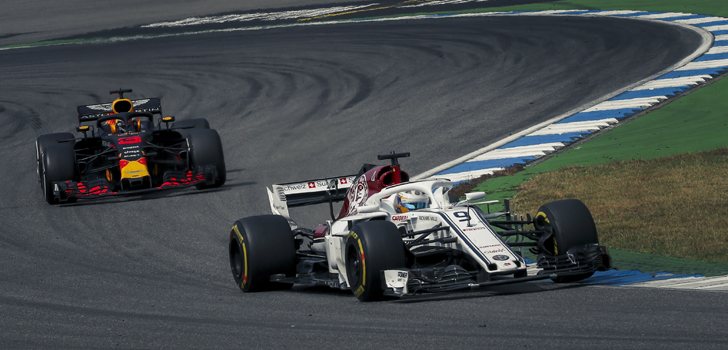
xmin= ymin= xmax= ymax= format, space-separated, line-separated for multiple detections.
xmin=346 ymin=244 xmax=362 ymax=287
xmin=229 ymin=240 xmax=244 ymax=283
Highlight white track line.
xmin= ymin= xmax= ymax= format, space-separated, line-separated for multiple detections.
xmin=677 ymin=58 xmax=728 ymax=70
xmin=636 ymin=12 xmax=692 ymax=19
xmin=632 ymin=76 xmax=708 ymax=90
xmin=581 ymin=97 xmax=664 ymax=111
xmin=142 ymin=4 xmax=379 ymax=28
xmin=432 ymin=167 xmax=504 ymax=182
xmin=707 ymin=46 xmax=728 ymax=54
xmin=588 ymin=10 xmax=642 ymax=16
xmin=528 ymin=119 xmax=617 ymax=136
xmin=675 ymin=17 xmax=726 ymax=24
xmin=469 ymin=143 xmax=564 ymax=161
xmin=633 ymin=275 xmax=728 ymax=290
xmin=400 ymin=0 xmax=490 ymax=8
xmin=704 ymin=24 xmax=728 ymax=31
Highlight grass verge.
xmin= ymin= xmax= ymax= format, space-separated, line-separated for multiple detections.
xmin=513 ymin=149 xmax=728 ymax=263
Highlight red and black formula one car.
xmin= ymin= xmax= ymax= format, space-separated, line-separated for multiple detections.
xmin=35 ymin=89 xmax=226 ymax=204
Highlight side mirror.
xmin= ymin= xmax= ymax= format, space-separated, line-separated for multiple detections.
xmin=161 ymin=115 xmax=175 ymax=129
xmin=357 ymin=204 xmax=379 ymax=213
xmin=456 ymin=192 xmax=489 ymax=207
xmin=465 ymin=192 xmax=486 ymax=202
xmin=77 ymin=125 xmax=90 ymax=137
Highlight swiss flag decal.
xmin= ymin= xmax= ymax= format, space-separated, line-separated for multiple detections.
xmin=308 ymin=182 xmax=316 ymax=188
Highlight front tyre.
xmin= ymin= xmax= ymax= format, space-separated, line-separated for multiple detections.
xmin=229 ymin=215 xmax=296 ymax=292
xmin=36 ymin=133 xmax=74 ymax=188
xmin=535 ymin=199 xmax=600 ymax=283
xmin=345 ymin=221 xmax=407 ymax=301
xmin=40 ymin=144 xmax=76 ymax=204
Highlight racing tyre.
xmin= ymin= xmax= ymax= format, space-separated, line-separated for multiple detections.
xmin=40 ymin=144 xmax=76 ymax=204
xmin=173 ymin=118 xmax=210 ymax=130
xmin=186 ymin=129 xmax=226 ymax=189
xmin=229 ymin=215 xmax=296 ymax=292
xmin=36 ymin=133 xmax=74 ymax=188
xmin=345 ymin=221 xmax=407 ymax=301
xmin=535 ymin=199 xmax=599 ymax=283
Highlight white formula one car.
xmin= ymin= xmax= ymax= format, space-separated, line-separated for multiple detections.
xmin=228 ymin=152 xmax=610 ymax=301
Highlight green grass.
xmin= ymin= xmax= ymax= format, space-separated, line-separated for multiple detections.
xmin=511 ymin=150 xmax=728 ymax=264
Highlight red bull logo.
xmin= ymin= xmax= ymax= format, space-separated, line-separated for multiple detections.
xmin=120 ymin=157 xmax=150 ymax=180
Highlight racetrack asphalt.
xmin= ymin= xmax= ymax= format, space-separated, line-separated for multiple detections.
xmin=1 ymin=12 xmax=726 ymax=349
xmin=0 ymin=0 xmax=361 ymax=47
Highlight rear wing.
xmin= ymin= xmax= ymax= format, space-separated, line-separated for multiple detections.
xmin=77 ymin=98 xmax=162 ymax=122
xmin=267 ymin=175 xmax=357 ymax=218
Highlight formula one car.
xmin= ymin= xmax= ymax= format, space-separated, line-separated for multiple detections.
xmin=36 ymin=89 xmax=226 ymax=204
xmin=228 ymin=152 xmax=610 ymax=301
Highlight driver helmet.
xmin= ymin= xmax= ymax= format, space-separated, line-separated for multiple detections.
xmin=128 ymin=117 xmax=148 ymax=132
xmin=395 ymin=191 xmax=429 ymax=213
xmin=104 ymin=119 xmax=126 ymax=134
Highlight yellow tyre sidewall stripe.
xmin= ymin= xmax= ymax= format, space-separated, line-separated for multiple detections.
xmin=535 ymin=212 xmax=557 ymax=254
xmin=349 ymin=231 xmax=367 ymax=297
xmin=232 ymin=224 xmax=248 ymax=289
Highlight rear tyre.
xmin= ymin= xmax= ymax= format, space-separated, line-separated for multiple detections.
xmin=535 ymin=199 xmax=599 ymax=283
xmin=41 ymin=145 xmax=76 ymax=204
xmin=345 ymin=221 xmax=407 ymax=301
xmin=186 ymin=129 xmax=226 ymax=189
xmin=229 ymin=215 xmax=296 ymax=292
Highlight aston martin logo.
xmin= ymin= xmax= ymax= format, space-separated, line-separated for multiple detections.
xmin=85 ymin=99 xmax=150 ymax=111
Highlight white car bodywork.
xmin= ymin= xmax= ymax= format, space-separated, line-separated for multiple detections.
xmin=267 ymin=179 xmax=527 ymax=291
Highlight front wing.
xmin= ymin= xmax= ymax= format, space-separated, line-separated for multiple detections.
xmin=52 ymin=166 xmax=217 ymax=202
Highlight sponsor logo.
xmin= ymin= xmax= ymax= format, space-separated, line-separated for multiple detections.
xmin=484 ymin=248 xmax=505 ymax=254
xmin=132 ymin=99 xmax=151 ymax=106
xmin=492 ymin=254 xmax=510 ymax=261
xmin=118 ymin=136 xmax=142 ymax=145
xmin=347 ymin=175 xmax=368 ymax=215
xmin=85 ymin=99 xmax=152 ymax=111
xmin=85 ymin=103 xmax=113 ymax=111
xmin=281 ymin=183 xmax=306 ymax=191
xmin=276 ymin=187 xmax=286 ymax=201
xmin=391 ymin=215 xmax=408 ymax=221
